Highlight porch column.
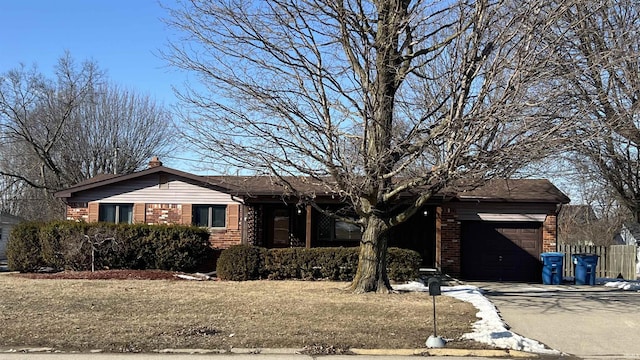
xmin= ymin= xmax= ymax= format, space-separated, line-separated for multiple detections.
xmin=305 ymin=204 xmax=312 ymax=248
xmin=435 ymin=206 xmax=442 ymax=270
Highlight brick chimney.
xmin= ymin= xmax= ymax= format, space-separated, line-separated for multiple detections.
xmin=148 ymin=156 xmax=163 ymax=168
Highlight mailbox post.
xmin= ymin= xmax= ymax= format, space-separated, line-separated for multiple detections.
xmin=426 ymin=277 xmax=446 ymax=348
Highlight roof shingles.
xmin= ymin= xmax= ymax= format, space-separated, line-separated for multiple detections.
xmin=55 ymin=166 xmax=569 ymax=204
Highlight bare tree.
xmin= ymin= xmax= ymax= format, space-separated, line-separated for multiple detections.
xmin=557 ymin=173 xmax=628 ymax=246
xmin=544 ymin=0 xmax=640 ymax=222
xmin=165 ymin=0 xmax=574 ymax=293
xmin=60 ymin=83 xmax=175 ymax=184
xmin=0 ymin=54 xmax=174 ymax=220
xmin=0 ymin=55 xmax=100 ymax=192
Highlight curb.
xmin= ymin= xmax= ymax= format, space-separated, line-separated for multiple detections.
xmin=3 ymin=347 xmax=538 ymax=357
xmin=350 ymin=348 xmax=536 ymax=357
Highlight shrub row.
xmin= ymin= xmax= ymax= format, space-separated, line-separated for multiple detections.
xmin=216 ymin=245 xmax=421 ymax=282
xmin=7 ymin=221 xmax=213 ymax=273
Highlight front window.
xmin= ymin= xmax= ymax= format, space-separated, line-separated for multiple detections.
xmin=335 ymin=220 xmax=362 ymax=240
xmin=318 ymin=214 xmax=362 ymax=241
xmin=193 ymin=205 xmax=226 ymax=228
xmin=98 ymin=204 xmax=133 ymax=224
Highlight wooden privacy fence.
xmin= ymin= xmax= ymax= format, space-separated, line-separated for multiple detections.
xmin=558 ymin=244 xmax=637 ymax=280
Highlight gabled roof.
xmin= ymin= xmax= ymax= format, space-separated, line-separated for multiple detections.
xmin=55 ymin=166 xmax=570 ymax=205
xmin=54 ymin=166 xmax=237 ymax=198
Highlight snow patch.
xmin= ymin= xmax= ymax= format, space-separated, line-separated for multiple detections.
xmin=393 ymin=282 xmax=559 ymax=355
xmin=603 ymin=279 xmax=640 ymax=291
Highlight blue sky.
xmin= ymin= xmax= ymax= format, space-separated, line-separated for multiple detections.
xmin=0 ymin=0 xmax=199 ymax=169
xmin=0 ymin=1 xmax=579 ymax=200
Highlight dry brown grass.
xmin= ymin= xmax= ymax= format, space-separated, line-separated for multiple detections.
xmin=0 ymin=272 xmax=480 ymax=352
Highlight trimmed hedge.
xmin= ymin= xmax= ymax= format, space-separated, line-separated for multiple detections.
xmin=387 ymin=247 xmax=423 ymax=282
xmin=217 ymin=245 xmax=421 ymax=282
xmin=6 ymin=222 xmax=43 ymax=272
xmin=216 ymin=244 xmax=267 ymax=281
xmin=6 ymin=221 xmax=212 ymax=272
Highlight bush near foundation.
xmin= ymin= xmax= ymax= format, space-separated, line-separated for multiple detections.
xmin=387 ymin=247 xmax=423 ymax=282
xmin=216 ymin=244 xmax=268 ymax=280
xmin=217 ymin=245 xmax=421 ymax=282
xmin=6 ymin=222 xmax=43 ymax=272
xmin=6 ymin=221 xmax=212 ymax=272
xmin=39 ymin=221 xmax=93 ymax=270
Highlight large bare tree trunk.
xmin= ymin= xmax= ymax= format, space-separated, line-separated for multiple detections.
xmin=349 ymin=216 xmax=392 ymax=294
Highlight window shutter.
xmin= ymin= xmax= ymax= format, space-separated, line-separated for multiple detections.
xmin=133 ymin=203 xmax=146 ymax=223
xmin=228 ymin=204 xmax=240 ymax=230
xmin=182 ymin=204 xmax=192 ymax=225
xmin=88 ymin=202 xmax=99 ymax=222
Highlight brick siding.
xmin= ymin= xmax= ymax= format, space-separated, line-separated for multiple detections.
xmin=208 ymin=204 xmax=243 ymax=249
xmin=146 ymin=203 xmax=182 ymax=225
xmin=209 ymin=229 xmax=242 ymax=249
xmin=66 ymin=202 xmax=89 ymax=222
xmin=64 ymin=202 xmax=243 ymax=249
xmin=440 ymin=206 xmax=461 ymax=277
xmin=439 ymin=206 xmax=560 ymax=278
xmin=542 ymin=214 xmax=558 ymax=252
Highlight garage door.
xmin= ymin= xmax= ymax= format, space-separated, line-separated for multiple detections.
xmin=461 ymin=221 xmax=542 ymax=282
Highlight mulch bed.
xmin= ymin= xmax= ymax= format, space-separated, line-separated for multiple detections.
xmin=14 ymin=269 xmax=188 ymax=280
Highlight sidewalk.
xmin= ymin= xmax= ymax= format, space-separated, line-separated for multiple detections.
xmin=0 ymin=347 xmax=543 ymax=360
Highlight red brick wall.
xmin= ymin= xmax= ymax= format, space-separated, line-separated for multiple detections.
xmin=66 ymin=202 xmax=89 ymax=222
xmin=208 ymin=204 xmax=242 ymax=249
xmin=542 ymin=214 xmax=558 ymax=252
xmin=65 ymin=202 xmax=243 ymax=250
xmin=440 ymin=206 xmax=461 ymax=277
xmin=146 ymin=204 xmax=182 ymax=225
xmin=439 ymin=206 xmax=560 ymax=278
xmin=209 ymin=229 xmax=242 ymax=249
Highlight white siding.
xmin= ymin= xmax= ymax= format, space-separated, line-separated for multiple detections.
xmin=71 ymin=174 xmax=236 ymax=205
xmin=476 ymin=213 xmax=547 ymax=222
xmin=452 ymin=202 xmax=555 ymax=222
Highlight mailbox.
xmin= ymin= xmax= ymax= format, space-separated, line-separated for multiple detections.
xmin=428 ymin=277 xmax=441 ymax=296
xmin=425 ymin=276 xmax=446 ymax=348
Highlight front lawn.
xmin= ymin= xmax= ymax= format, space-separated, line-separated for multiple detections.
xmin=0 ymin=272 xmax=480 ymax=352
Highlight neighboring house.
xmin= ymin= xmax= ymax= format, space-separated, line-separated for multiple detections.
xmin=54 ymin=157 xmax=570 ymax=282
xmin=615 ymin=222 xmax=640 ymax=246
xmin=615 ymin=222 xmax=640 ymax=275
xmin=0 ymin=211 xmax=23 ymax=260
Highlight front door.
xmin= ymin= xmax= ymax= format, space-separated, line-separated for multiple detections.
xmin=271 ymin=208 xmax=290 ymax=247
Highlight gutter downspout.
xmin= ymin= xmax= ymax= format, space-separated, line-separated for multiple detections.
xmin=231 ymin=196 xmax=248 ymax=245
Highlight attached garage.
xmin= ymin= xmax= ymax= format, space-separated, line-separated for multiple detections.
xmin=461 ymin=221 xmax=542 ymax=282
xmin=438 ymin=179 xmax=570 ymax=282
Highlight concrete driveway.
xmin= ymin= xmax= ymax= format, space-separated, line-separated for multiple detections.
xmin=476 ymin=282 xmax=640 ymax=359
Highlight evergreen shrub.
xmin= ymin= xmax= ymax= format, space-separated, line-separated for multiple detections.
xmin=6 ymin=221 xmax=212 ymax=272
xmin=6 ymin=222 xmax=44 ymax=272
xmin=216 ymin=244 xmax=267 ymax=280
xmin=387 ymin=247 xmax=422 ymax=281
xmin=220 ymin=246 xmax=421 ymax=282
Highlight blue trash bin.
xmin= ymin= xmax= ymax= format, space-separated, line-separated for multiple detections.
xmin=572 ymin=253 xmax=599 ymax=285
xmin=540 ymin=252 xmax=564 ymax=285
